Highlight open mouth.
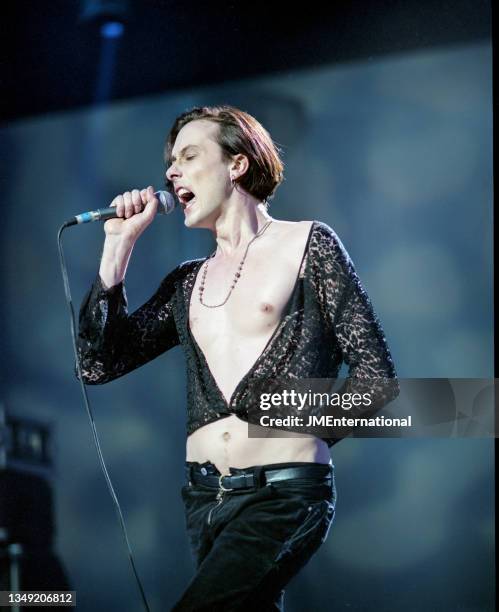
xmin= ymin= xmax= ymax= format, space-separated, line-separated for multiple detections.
xmin=177 ymin=189 xmax=196 ymax=208
xmin=184 ymin=195 xmax=196 ymax=212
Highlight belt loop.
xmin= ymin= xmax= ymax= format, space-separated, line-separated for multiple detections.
xmin=253 ymin=466 xmax=265 ymax=488
xmin=187 ymin=463 xmax=194 ymax=485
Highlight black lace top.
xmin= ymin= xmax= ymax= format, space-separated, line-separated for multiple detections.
xmin=76 ymin=221 xmax=399 ymax=447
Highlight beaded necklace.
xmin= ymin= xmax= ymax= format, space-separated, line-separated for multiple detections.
xmin=198 ymin=220 xmax=273 ymax=308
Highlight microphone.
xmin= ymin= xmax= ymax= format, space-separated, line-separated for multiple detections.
xmin=65 ymin=190 xmax=176 ymax=227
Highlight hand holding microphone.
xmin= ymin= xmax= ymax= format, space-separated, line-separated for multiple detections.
xmin=65 ymin=186 xmax=176 ymax=289
xmin=102 ymin=186 xmax=172 ymax=241
xmin=66 ymin=186 xmax=176 ymax=238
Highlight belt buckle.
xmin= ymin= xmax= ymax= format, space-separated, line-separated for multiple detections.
xmin=218 ymin=474 xmax=233 ymax=492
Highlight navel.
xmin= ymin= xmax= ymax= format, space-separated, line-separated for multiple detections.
xmin=222 ymin=431 xmax=231 ymax=442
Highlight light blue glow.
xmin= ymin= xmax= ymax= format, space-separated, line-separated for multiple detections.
xmin=100 ymin=21 xmax=124 ymax=39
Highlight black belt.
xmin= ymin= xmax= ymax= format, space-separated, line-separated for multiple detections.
xmin=186 ymin=463 xmax=333 ymax=491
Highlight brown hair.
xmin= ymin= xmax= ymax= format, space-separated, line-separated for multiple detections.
xmin=164 ymin=105 xmax=284 ymax=204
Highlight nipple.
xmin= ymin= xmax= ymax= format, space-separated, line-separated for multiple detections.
xmin=260 ymin=302 xmax=274 ymax=314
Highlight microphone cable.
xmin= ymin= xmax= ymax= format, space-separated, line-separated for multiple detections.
xmin=57 ymin=221 xmax=151 ymax=612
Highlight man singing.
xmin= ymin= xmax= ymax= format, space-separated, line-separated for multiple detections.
xmin=77 ymin=105 xmax=399 ymax=610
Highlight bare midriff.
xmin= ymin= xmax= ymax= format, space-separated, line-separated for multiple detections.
xmin=186 ymin=415 xmax=331 ymax=475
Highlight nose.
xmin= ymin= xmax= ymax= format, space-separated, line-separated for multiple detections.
xmin=165 ymin=162 xmax=181 ymax=184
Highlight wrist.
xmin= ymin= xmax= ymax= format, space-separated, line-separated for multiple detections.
xmin=103 ymin=233 xmax=135 ymax=254
xmin=100 ymin=238 xmax=135 ymax=287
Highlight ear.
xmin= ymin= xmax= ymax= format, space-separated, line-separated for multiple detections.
xmin=230 ymin=154 xmax=249 ymax=180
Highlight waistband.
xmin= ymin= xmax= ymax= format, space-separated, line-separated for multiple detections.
xmin=185 ymin=460 xmax=334 ymax=491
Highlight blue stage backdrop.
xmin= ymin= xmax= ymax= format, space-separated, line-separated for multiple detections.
xmin=1 ymin=41 xmax=493 ymax=611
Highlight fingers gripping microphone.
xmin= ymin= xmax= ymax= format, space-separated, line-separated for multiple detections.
xmin=65 ymin=191 xmax=176 ymax=227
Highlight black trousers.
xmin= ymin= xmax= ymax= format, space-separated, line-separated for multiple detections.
xmin=172 ymin=461 xmax=337 ymax=612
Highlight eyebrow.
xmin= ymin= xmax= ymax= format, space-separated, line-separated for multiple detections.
xmin=170 ymin=145 xmax=200 ymax=163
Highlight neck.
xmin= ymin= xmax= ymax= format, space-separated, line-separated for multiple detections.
xmin=211 ymin=195 xmax=273 ymax=258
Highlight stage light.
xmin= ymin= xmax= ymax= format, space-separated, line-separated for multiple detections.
xmin=100 ymin=21 xmax=124 ymax=39
xmin=78 ymin=0 xmax=131 ymax=35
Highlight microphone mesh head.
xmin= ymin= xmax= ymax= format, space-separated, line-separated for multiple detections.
xmin=154 ymin=190 xmax=176 ymax=214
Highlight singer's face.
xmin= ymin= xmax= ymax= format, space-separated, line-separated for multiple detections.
xmin=165 ymin=120 xmax=233 ymax=229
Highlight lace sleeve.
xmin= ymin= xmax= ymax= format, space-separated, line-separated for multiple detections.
xmin=311 ymin=222 xmax=400 ymax=440
xmin=76 ymin=267 xmax=182 ymax=385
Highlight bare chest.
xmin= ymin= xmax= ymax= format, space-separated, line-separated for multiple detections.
xmin=190 ymin=254 xmax=294 ymax=341
xmin=188 ymin=222 xmax=311 ymax=348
